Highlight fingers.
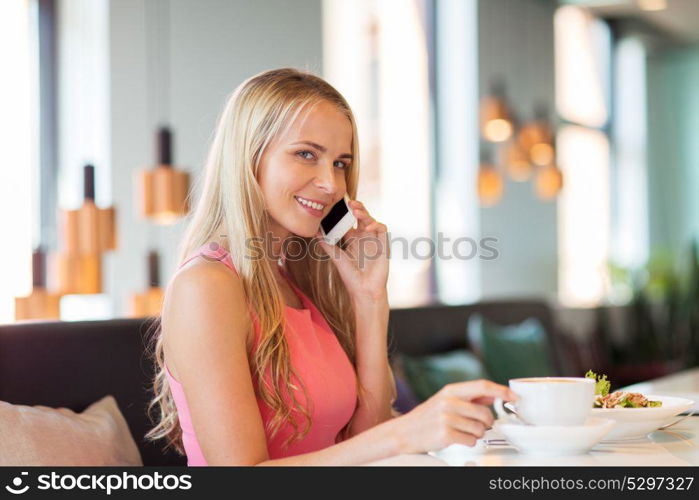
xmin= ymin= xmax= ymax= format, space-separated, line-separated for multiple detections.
xmin=353 ymin=210 xmax=374 ymax=231
xmin=435 ymin=425 xmax=477 ymax=448
xmin=445 ymin=413 xmax=488 ymax=439
xmin=351 ymin=208 xmax=387 ymax=236
xmin=437 ymin=401 xmax=489 ymax=447
xmin=349 ymin=199 xmax=369 ymax=217
xmin=364 ymin=221 xmax=388 ymax=234
xmin=343 ymin=227 xmax=359 ymax=240
xmin=315 ymin=231 xmax=363 ymax=275
xmin=443 ymin=397 xmax=494 ymax=428
xmin=349 ymin=200 xmax=378 ymax=231
xmin=471 ymin=396 xmax=496 ymax=406
xmin=441 ymin=379 xmax=518 ymax=403
xmin=339 ymin=200 xmax=390 ymax=256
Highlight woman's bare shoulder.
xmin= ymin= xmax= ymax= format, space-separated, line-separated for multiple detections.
xmin=169 ymin=255 xmax=241 ymax=295
xmin=164 ymin=258 xmax=243 ymax=314
xmin=162 ymin=256 xmax=252 ymax=377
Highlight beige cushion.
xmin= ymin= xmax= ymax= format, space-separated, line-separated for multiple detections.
xmin=0 ymin=395 xmax=143 ymax=466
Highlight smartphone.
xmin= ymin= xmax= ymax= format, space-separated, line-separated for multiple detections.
xmin=320 ymin=197 xmax=356 ymax=245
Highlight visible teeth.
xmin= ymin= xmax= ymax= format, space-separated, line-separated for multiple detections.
xmin=295 ymin=196 xmax=324 ymax=211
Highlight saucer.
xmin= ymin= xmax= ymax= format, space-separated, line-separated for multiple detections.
xmin=494 ymin=417 xmax=615 ymax=456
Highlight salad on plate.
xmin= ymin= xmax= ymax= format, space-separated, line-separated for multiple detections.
xmin=585 ymin=370 xmax=662 ymax=409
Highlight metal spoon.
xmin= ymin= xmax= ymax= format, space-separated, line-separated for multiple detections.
xmin=658 ymin=410 xmax=696 ymax=430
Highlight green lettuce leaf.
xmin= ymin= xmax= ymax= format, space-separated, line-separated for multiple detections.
xmin=585 ymin=370 xmax=611 ymax=397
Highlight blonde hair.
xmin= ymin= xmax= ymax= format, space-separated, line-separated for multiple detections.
xmin=145 ymin=68 xmax=360 ymax=455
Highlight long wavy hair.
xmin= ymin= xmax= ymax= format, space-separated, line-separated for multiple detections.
xmin=144 ymin=68 xmax=360 ymax=455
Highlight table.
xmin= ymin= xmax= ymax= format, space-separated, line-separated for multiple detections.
xmin=365 ymin=368 xmax=699 ymax=466
xmin=429 ymin=417 xmax=699 ymax=466
xmin=364 ymin=417 xmax=699 ymax=466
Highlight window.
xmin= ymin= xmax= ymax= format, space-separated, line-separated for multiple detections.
xmin=433 ymin=0 xmax=480 ymax=304
xmin=557 ymin=126 xmax=610 ymax=305
xmin=611 ymin=37 xmax=649 ymax=272
xmin=0 ymin=0 xmax=40 ymax=323
xmin=554 ymin=5 xmax=612 ymax=307
xmin=323 ymin=0 xmax=433 ymax=307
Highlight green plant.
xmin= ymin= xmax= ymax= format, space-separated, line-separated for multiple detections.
xmin=604 ymin=239 xmax=699 ymax=369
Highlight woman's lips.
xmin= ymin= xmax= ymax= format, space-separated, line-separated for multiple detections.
xmin=294 ymin=196 xmax=324 ymax=218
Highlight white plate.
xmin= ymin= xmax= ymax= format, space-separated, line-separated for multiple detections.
xmin=591 ymin=395 xmax=694 ymax=441
xmin=494 ymin=417 xmax=615 ymax=456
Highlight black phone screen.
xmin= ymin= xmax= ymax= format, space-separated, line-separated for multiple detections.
xmin=321 ymin=199 xmax=349 ymax=234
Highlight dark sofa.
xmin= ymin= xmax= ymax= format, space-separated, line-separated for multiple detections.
xmin=0 ymin=299 xmax=561 ymax=466
xmin=0 ymin=317 xmax=185 ymax=466
xmin=388 ymin=299 xmax=558 ymax=360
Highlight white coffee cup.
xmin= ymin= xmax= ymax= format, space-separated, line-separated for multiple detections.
xmin=494 ymin=377 xmax=595 ymax=426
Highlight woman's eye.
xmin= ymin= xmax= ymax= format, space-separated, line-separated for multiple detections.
xmin=296 ymin=150 xmax=347 ymax=169
xmin=297 ymin=150 xmax=315 ymax=160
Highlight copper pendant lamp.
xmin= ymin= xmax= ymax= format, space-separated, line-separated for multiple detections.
xmin=478 ymin=148 xmax=504 ymax=208
xmin=519 ymin=105 xmax=555 ymax=167
xmin=480 ymin=80 xmax=514 ymax=143
xmin=535 ymin=163 xmax=564 ymax=200
xmin=138 ymin=127 xmax=190 ymax=225
xmin=130 ymin=250 xmax=164 ymax=317
xmin=14 ymin=247 xmax=61 ymax=320
xmin=501 ymin=140 xmax=533 ymax=182
xmin=53 ymin=164 xmax=117 ymax=295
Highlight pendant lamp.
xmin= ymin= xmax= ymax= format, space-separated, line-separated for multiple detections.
xmin=501 ymin=140 xmax=533 ymax=182
xmin=480 ymin=80 xmax=513 ymax=143
xmin=53 ymin=164 xmax=116 ymax=294
xmin=130 ymin=250 xmax=165 ymax=317
xmin=14 ymin=247 xmax=61 ymax=320
xmin=478 ymin=157 xmax=504 ymax=207
xmin=138 ymin=127 xmax=190 ymax=225
xmin=535 ymin=164 xmax=564 ymax=200
xmin=519 ymin=105 xmax=555 ymax=167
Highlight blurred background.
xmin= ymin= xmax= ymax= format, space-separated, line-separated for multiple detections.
xmin=2 ymin=0 xmax=699 ymax=385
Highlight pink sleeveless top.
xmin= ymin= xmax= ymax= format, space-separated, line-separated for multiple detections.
xmin=164 ymin=243 xmax=357 ymax=465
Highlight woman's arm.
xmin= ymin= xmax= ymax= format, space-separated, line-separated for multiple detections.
xmin=164 ymin=259 xmax=514 ymax=466
xmin=163 ymin=260 xmax=269 ymax=465
xmin=163 ymin=259 xmax=403 ymax=465
xmin=315 ymin=200 xmax=397 ymax=435
xmin=345 ymin=293 xmax=395 ymax=436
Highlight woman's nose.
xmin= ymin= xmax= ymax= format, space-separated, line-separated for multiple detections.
xmin=313 ymin=163 xmax=338 ymax=195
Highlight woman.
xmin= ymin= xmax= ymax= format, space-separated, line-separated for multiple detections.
xmin=146 ymin=68 xmax=516 ymax=465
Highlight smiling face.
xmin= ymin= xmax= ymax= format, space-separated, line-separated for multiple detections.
xmin=256 ymin=99 xmax=353 ymax=243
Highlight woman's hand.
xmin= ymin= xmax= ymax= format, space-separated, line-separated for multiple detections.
xmin=390 ymin=380 xmax=518 ymax=454
xmin=315 ymin=200 xmax=389 ymax=303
